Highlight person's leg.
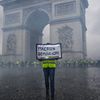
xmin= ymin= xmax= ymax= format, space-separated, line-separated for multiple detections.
xmin=49 ymin=69 xmax=55 ymax=100
xmin=43 ymin=69 xmax=50 ymax=100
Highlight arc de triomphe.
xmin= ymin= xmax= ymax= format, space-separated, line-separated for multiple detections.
xmin=0 ymin=0 xmax=88 ymax=61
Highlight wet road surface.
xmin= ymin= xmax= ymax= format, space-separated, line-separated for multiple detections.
xmin=0 ymin=65 xmax=100 ymax=100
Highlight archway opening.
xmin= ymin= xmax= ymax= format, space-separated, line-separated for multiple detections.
xmin=25 ymin=10 xmax=49 ymax=59
xmin=42 ymin=24 xmax=50 ymax=43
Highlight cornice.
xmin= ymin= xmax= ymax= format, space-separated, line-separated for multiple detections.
xmin=2 ymin=25 xmax=28 ymax=31
xmin=0 ymin=0 xmax=16 ymax=5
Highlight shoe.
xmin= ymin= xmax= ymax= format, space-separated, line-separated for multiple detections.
xmin=46 ymin=95 xmax=49 ymax=100
xmin=51 ymin=97 xmax=54 ymax=100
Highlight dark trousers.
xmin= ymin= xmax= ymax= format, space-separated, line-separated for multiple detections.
xmin=43 ymin=68 xmax=55 ymax=99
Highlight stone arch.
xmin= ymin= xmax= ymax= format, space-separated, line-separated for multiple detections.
xmin=24 ymin=9 xmax=50 ymax=59
xmin=24 ymin=8 xmax=50 ymax=26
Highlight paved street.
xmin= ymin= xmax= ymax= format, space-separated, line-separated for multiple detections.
xmin=0 ymin=65 xmax=100 ymax=100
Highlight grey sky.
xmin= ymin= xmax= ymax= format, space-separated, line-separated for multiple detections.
xmin=86 ymin=0 xmax=100 ymax=59
xmin=0 ymin=0 xmax=100 ymax=59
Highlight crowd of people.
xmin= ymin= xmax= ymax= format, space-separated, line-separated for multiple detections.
xmin=0 ymin=58 xmax=100 ymax=68
xmin=60 ymin=59 xmax=100 ymax=67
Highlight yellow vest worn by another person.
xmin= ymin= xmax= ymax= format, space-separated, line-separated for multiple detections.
xmin=41 ymin=60 xmax=57 ymax=69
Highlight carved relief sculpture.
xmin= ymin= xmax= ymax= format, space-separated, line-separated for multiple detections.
xmin=7 ymin=34 xmax=16 ymax=55
xmin=5 ymin=12 xmax=20 ymax=25
xmin=58 ymin=25 xmax=73 ymax=51
xmin=55 ymin=1 xmax=76 ymax=16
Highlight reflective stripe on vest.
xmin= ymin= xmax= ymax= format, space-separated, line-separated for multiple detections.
xmin=42 ymin=60 xmax=56 ymax=69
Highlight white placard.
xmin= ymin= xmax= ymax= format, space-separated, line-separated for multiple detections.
xmin=36 ymin=44 xmax=62 ymax=60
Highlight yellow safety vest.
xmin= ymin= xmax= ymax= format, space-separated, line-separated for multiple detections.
xmin=41 ymin=60 xmax=57 ymax=69
xmin=16 ymin=61 xmax=20 ymax=65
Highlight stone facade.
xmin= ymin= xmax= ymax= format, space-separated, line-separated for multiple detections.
xmin=0 ymin=0 xmax=88 ymax=61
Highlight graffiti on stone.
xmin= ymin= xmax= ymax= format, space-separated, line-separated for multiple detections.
xmin=57 ymin=25 xmax=73 ymax=51
xmin=7 ymin=34 xmax=16 ymax=55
